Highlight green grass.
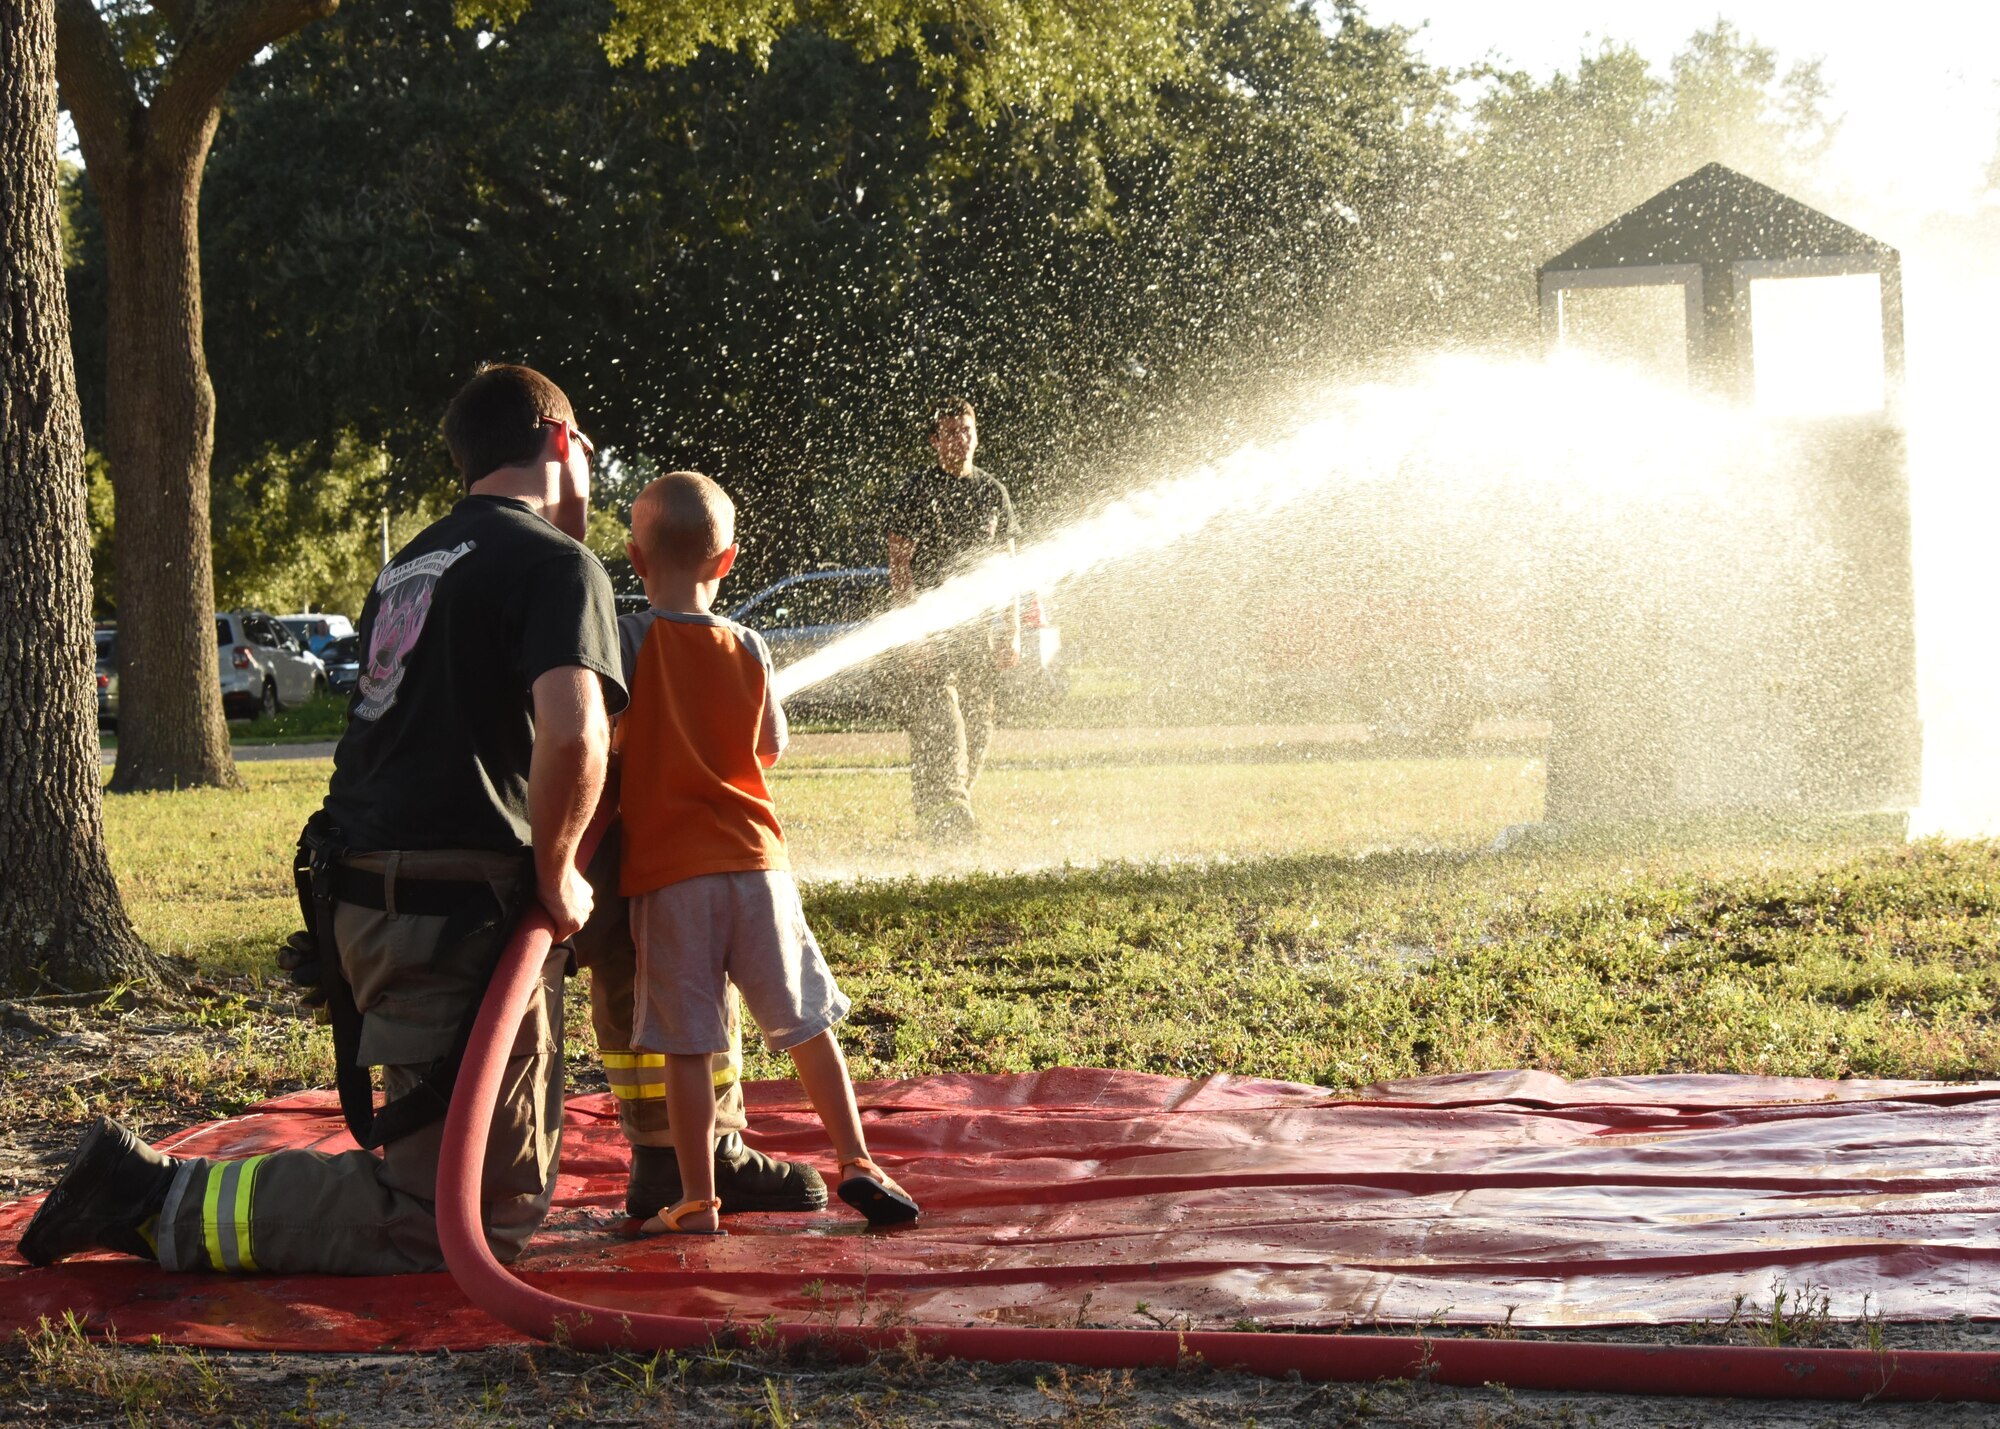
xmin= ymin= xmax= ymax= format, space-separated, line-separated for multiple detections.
xmin=230 ymin=692 xmax=351 ymax=741
xmin=807 ymin=833 xmax=2000 ymax=1087
xmin=101 ymin=694 xmax=351 ymax=750
xmin=103 ymin=760 xmax=320 ymax=980
xmin=97 ymin=753 xmax=2000 ymax=1092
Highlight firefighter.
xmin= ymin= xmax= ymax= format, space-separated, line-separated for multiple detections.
xmin=23 ymin=365 xmax=625 ymax=1274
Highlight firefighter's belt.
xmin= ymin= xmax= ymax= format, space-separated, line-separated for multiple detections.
xmin=294 ymin=824 xmax=524 ymax=1153
xmin=331 ymin=866 xmax=497 ymax=918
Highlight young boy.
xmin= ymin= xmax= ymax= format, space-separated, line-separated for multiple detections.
xmin=618 ymin=471 xmax=918 ymax=1234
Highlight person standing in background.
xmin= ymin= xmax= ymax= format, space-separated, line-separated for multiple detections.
xmin=885 ymin=398 xmax=1020 ymax=843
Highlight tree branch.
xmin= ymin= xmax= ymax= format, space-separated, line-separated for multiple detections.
xmin=152 ymin=0 xmax=193 ymax=41
xmin=150 ymin=0 xmax=339 ymax=158
xmin=53 ymin=0 xmax=142 ymax=174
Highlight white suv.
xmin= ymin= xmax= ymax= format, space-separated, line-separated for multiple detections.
xmin=218 ymin=610 xmax=327 ymax=719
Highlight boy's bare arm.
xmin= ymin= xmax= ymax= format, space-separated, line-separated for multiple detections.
xmin=758 ymin=688 xmax=789 ymax=769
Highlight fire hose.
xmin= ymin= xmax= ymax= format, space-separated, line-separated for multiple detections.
xmin=435 ymin=827 xmax=2000 ymax=1402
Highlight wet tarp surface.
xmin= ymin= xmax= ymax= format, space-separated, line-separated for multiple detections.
xmin=4 ymin=1070 xmax=1999 ymax=1350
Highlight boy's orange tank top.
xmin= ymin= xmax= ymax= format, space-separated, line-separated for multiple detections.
xmin=617 ymin=610 xmax=787 ymax=896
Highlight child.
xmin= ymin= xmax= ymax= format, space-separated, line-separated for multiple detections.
xmin=617 ymin=471 xmax=918 ymax=1234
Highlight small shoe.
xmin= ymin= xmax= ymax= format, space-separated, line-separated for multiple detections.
xmin=19 ymin=1117 xmax=178 ymax=1267
xmin=627 ymin=1135 xmax=828 ymax=1219
xmin=642 ymin=1195 xmax=725 ymax=1236
xmin=837 ymin=1156 xmax=920 ymax=1227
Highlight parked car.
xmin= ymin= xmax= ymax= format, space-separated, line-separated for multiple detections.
xmin=323 ymin=634 xmax=362 ymax=695
xmin=278 ymin=612 xmax=356 ymax=658
xmin=218 ymin=609 xmax=326 ymax=719
xmin=726 ymin=567 xmax=1067 ymax=716
xmin=94 ymin=626 xmax=118 ymax=729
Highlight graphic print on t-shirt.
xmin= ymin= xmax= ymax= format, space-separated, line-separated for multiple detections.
xmin=355 ymin=540 xmax=476 ymax=721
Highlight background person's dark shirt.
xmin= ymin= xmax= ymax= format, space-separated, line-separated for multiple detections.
xmin=885 ymin=464 xmax=1018 ymax=590
xmin=323 ymin=495 xmax=628 ymax=853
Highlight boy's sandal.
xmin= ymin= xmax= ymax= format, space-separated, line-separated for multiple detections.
xmin=836 ymin=1157 xmax=920 ymax=1227
xmin=644 ymin=1195 xmax=727 ymax=1236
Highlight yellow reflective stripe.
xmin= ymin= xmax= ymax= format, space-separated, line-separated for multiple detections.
xmin=604 ymin=1049 xmax=737 ymax=1091
xmin=201 ymin=1155 xmax=269 ymax=1272
xmin=236 ymin=1155 xmax=267 ymax=1272
xmin=201 ymin=1164 xmax=226 ymax=1272
xmin=604 ymin=1049 xmax=668 ymax=1100
xmin=602 ymin=1051 xmax=665 ymax=1070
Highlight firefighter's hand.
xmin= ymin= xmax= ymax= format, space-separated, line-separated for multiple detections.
xmin=275 ymin=929 xmax=329 ymax=1010
xmin=539 ymin=864 xmax=594 ymax=943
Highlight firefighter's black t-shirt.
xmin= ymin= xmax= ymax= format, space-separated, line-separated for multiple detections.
xmin=885 ymin=465 xmax=1019 ymax=590
xmin=322 ymin=495 xmax=628 ymax=853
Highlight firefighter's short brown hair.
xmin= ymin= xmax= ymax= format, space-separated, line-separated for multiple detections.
xmin=440 ymin=363 xmax=576 ymax=489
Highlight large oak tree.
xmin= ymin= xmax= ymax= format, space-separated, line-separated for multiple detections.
xmin=59 ymin=0 xmax=339 ymax=792
xmin=1 ymin=0 xmax=156 ymax=993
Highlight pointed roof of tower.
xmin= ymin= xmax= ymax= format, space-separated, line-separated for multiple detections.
xmin=1540 ymin=163 xmax=1895 ymax=275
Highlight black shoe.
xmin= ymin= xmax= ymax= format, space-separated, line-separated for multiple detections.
xmin=626 ymin=1133 xmax=829 ymax=1218
xmin=19 ymin=1118 xmax=178 ymax=1267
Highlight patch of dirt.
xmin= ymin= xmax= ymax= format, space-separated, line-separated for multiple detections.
xmin=6 ymin=1336 xmax=2000 ymax=1428
xmin=0 ymin=986 xmax=296 ymax=1198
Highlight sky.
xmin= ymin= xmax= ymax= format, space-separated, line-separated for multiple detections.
xmin=1362 ymin=1 xmax=2000 ymax=220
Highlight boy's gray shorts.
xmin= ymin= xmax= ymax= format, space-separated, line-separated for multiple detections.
xmin=630 ymin=868 xmax=850 ymax=1056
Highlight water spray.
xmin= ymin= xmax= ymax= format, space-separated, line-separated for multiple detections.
xmin=772 ymin=353 xmax=1774 ymax=721
xmin=773 ymin=404 xmax=1403 ymax=704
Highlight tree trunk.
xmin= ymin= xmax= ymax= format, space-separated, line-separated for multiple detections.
xmin=0 ymin=0 xmax=159 ymax=993
xmin=100 ymin=135 xmax=241 ymax=792
xmin=53 ymin=0 xmax=338 ymax=793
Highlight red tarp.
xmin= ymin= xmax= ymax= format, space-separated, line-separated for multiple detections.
xmin=4 ymin=1070 xmax=1999 ymax=1351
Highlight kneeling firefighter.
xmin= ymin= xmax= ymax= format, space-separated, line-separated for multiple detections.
xmin=26 ymin=366 xmax=626 ymax=1273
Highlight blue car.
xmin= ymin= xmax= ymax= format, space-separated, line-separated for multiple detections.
xmin=323 ymin=634 xmax=362 ymax=696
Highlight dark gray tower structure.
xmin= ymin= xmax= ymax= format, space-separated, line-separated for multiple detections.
xmin=1537 ymin=164 xmax=1921 ymax=824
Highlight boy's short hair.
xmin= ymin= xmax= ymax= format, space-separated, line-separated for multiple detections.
xmin=440 ymin=363 xmax=575 ymax=489
xmin=927 ymin=397 xmax=975 ymax=436
xmin=631 ymin=471 xmax=736 ymax=571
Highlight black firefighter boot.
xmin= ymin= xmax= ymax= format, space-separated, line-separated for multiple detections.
xmin=19 ymin=1117 xmax=179 ymax=1267
xmin=627 ymin=1133 xmax=828 ymax=1219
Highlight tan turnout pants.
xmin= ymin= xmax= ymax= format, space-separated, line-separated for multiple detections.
xmin=156 ymin=850 xmax=563 ymax=1276
xmin=573 ymin=823 xmax=747 ymax=1146
xmin=906 ymin=624 xmax=998 ymax=832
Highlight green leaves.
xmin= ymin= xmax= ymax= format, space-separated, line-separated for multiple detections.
xmin=449 ymin=0 xmax=1196 ymax=142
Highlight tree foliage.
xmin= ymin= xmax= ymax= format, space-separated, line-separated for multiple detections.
xmin=62 ymin=7 xmax=1840 ymax=612
xmin=162 ymin=0 xmax=1435 ymax=593
xmin=1355 ymin=21 xmax=1839 ymax=353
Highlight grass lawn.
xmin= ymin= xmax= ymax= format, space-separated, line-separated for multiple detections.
xmin=98 ymin=751 xmax=2000 ymax=1094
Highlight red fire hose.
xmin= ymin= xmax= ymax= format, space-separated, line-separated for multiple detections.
xmin=436 ymin=835 xmax=2000 ymax=1403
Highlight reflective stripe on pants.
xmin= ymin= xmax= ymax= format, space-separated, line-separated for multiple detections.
xmin=199 ymin=1154 xmax=268 ymax=1272
xmin=603 ymin=1047 xmax=740 ymax=1099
